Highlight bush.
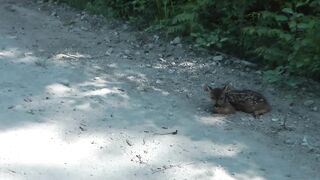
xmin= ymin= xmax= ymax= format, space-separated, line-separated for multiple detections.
xmin=54 ymin=0 xmax=320 ymax=81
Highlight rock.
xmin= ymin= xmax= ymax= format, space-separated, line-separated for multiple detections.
xmin=304 ymin=100 xmax=314 ymax=107
xmin=122 ymin=24 xmax=128 ymax=30
xmin=168 ymin=69 xmax=175 ymax=74
xmin=80 ymin=15 xmax=86 ymax=20
xmin=211 ymin=61 xmax=218 ymax=66
xmin=171 ymin=37 xmax=181 ymax=45
xmin=135 ymin=51 xmax=141 ymax=56
xmin=105 ymin=48 xmax=113 ymax=56
xmin=240 ymin=117 xmax=247 ymax=121
xmin=271 ymin=118 xmax=279 ymax=122
xmin=153 ymin=35 xmax=160 ymax=42
xmin=147 ymin=43 xmax=154 ymax=50
xmin=301 ymin=136 xmax=309 ymax=146
xmin=312 ymin=106 xmax=318 ymax=111
xmin=124 ymin=49 xmax=130 ymax=55
xmin=81 ymin=26 xmax=88 ymax=31
xmin=212 ymin=55 xmax=223 ymax=61
xmin=51 ymin=12 xmax=57 ymax=16
xmin=284 ymin=139 xmax=294 ymax=145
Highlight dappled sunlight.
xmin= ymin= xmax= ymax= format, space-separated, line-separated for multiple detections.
xmin=46 ymin=83 xmax=72 ymax=96
xmin=0 ymin=124 xmax=108 ymax=165
xmin=0 ymin=48 xmax=38 ymax=64
xmin=52 ymin=52 xmax=90 ymax=61
xmin=0 ymin=49 xmax=17 ymax=58
xmin=197 ymin=115 xmax=227 ymax=126
xmin=175 ymin=165 xmax=265 ymax=180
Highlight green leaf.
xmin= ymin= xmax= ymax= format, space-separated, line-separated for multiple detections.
xmin=275 ymin=15 xmax=288 ymax=22
xmin=282 ymin=8 xmax=294 ymax=14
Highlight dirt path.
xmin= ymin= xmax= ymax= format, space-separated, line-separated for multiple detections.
xmin=0 ymin=0 xmax=319 ymax=179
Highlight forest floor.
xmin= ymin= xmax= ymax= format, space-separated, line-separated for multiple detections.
xmin=0 ymin=0 xmax=320 ymax=179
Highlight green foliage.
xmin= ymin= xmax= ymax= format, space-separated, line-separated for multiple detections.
xmin=55 ymin=0 xmax=320 ymax=81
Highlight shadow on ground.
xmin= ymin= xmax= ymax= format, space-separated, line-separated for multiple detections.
xmin=0 ymin=42 xmax=301 ymax=180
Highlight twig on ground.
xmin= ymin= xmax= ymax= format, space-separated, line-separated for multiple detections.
xmin=151 ymin=162 xmax=194 ymax=174
xmin=153 ymin=130 xmax=178 ymax=136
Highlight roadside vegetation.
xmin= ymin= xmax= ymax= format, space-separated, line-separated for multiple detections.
xmin=53 ymin=0 xmax=320 ymax=84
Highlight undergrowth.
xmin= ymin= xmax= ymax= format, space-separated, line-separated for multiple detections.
xmin=52 ymin=0 xmax=320 ymax=84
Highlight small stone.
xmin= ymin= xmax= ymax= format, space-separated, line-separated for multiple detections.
xmin=124 ymin=50 xmax=130 ymax=54
xmin=312 ymin=106 xmax=318 ymax=111
xmin=51 ymin=12 xmax=57 ymax=16
xmin=159 ymin=58 xmax=166 ymax=62
xmin=147 ymin=43 xmax=154 ymax=49
xmin=137 ymin=86 xmax=146 ymax=91
xmin=122 ymin=24 xmax=128 ymax=30
xmin=81 ymin=27 xmax=88 ymax=31
xmin=301 ymin=136 xmax=309 ymax=146
xmin=105 ymin=48 xmax=113 ymax=56
xmin=171 ymin=37 xmax=181 ymax=45
xmin=304 ymin=100 xmax=314 ymax=107
xmin=271 ymin=118 xmax=279 ymax=122
xmin=168 ymin=69 xmax=175 ymax=74
xmin=153 ymin=35 xmax=160 ymax=42
xmin=284 ymin=139 xmax=294 ymax=145
xmin=135 ymin=51 xmax=141 ymax=56
xmin=212 ymin=55 xmax=223 ymax=61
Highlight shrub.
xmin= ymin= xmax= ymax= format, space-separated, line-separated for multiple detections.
xmin=54 ymin=0 xmax=320 ymax=81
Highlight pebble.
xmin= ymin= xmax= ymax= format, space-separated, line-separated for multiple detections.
xmin=303 ymin=100 xmax=314 ymax=107
xmin=271 ymin=118 xmax=279 ymax=122
xmin=211 ymin=61 xmax=218 ymax=66
xmin=124 ymin=49 xmax=130 ymax=55
xmin=135 ymin=51 xmax=141 ymax=56
xmin=171 ymin=37 xmax=181 ymax=45
xmin=301 ymin=136 xmax=309 ymax=146
xmin=105 ymin=48 xmax=113 ymax=55
xmin=212 ymin=55 xmax=223 ymax=61
xmin=312 ymin=106 xmax=318 ymax=111
xmin=81 ymin=26 xmax=88 ymax=31
xmin=51 ymin=12 xmax=57 ymax=16
xmin=153 ymin=35 xmax=160 ymax=42
xmin=147 ymin=43 xmax=154 ymax=50
xmin=168 ymin=69 xmax=175 ymax=74
xmin=284 ymin=139 xmax=294 ymax=145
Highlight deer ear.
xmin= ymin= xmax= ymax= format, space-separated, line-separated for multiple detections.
xmin=204 ymin=84 xmax=213 ymax=92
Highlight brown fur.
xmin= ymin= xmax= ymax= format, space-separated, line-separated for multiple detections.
xmin=204 ymin=84 xmax=271 ymax=116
